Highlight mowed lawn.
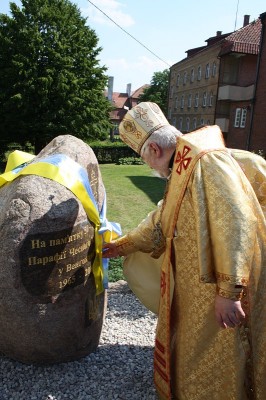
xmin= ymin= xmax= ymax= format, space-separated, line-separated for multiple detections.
xmin=100 ymin=164 xmax=167 ymax=235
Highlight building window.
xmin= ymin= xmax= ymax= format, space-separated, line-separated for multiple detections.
xmin=193 ymin=118 xmax=197 ymax=130
xmin=209 ymin=91 xmax=213 ymax=107
xmin=207 ymin=120 xmax=211 ymax=125
xmin=197 ymin=66 xmax=202 ymax=80
xmin=205 ymin=63 xmax=210 ymax=79
xmin=212 ymin=62 xmax=217 ymax=77
xmin=175 ymin=96 xmax=178 ymax=109
xmin=172 ymin=117 xmax=177 ymax=127
xmin=240 ymin=108 xmax=247 ymax=128
xmin=188 ymin=93 xmax=192 ymax=108
xmin=234 ymin=108 xmax=247 ymax=128
xmin=176 ymin=74 xmax=180 ymax=87
xmin=181 ymin=95 xmax=185 ymax=109
xmin=179 ymin=117 xmax=183 ymax=131
xmin=186 ymin=118 xmax=190 ymax=132
xmin=202 ymin=92 xmax=207 ymax=107
xmin=234 ymin=108 xmax=242 ymax=127
xmin=200 ymin=118 xmax=204 ymax=126
xmin=194 ymin=93 xmax=199 ymax=108
xmin=190 ymin=68 xmax=195 ymax=83
xmin=183 ymin=71 xmax=187 ymax=85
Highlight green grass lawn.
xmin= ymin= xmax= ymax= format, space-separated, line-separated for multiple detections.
xmin=100 ymin=164 xmax=167 ymax=234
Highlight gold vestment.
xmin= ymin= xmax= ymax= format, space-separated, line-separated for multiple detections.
xmin=115 ymin=127 xmax=266 ymax=400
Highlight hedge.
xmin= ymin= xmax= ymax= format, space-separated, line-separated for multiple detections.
xmin=90 ymin=144 xmax=140 ymax=164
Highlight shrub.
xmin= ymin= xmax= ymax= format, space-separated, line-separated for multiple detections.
xmin=117 ymin=157 xmax=144 ymax=165
xmin=108 ymin=258 xmax=124 ymax=282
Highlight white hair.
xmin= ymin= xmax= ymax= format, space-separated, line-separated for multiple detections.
xmin=141 ymin=125 xmax=182 ymax=155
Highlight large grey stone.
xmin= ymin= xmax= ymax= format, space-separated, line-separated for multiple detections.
xmin=0 ymin=135 xmax=107 ymax=364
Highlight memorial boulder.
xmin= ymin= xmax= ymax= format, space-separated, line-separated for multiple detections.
xmin=0 ymin=135 xmax=108 ymax=364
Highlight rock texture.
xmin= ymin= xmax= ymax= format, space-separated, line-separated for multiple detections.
xmin=0 ymin=135 xmax=106 ymax=364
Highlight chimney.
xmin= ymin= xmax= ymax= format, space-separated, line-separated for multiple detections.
xmin=216 ymin=31 xmax=222 ymax=36
xmin=243 ymin=15 xmax=250 ymax=27
xmin=126 ymin=83 xmax=131 ymax=96
xmin=107 ymin=76 xmax=114 ymax=101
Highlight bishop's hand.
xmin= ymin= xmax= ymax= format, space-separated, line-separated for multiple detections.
xmin=215 ymin=295 xmax=245 ymax=329
xmin=102 ymin=241 xmax=119 ymax=258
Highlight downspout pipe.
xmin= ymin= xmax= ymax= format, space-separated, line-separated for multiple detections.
xmin=246 ymin=12 xmax=266 ymax=150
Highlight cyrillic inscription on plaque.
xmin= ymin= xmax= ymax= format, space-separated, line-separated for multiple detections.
xmin=20 ymin=221 xmax=95 ymax=296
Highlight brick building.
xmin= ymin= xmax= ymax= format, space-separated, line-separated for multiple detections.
xmin=217 ymin=17 xmax=261 ymax=148
xmin=168 ymin=31 xmax=231 ymax=133
xmin=168 ymin=15 xmax=265 ymax=152
xmin=249 ymin=12 xmax=266 ymax=152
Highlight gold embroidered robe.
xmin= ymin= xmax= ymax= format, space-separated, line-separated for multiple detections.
xmin=115 ymin=127 xmax=266 ymax=400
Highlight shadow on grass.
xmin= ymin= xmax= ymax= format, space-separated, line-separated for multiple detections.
xmin=126 ymin=175 xmax=167 ymax=205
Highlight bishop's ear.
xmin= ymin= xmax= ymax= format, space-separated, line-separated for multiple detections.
xmin=149 ymin=142 xmax=162 ymax=158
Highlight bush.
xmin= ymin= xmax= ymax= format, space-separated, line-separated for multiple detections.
xmin=117 ymin=157 xmax=144 ymax=165
xmin=108 ymin=258 xmax=124 ymax=282
xmin=90 ymin=144 xmax=141 ymax=164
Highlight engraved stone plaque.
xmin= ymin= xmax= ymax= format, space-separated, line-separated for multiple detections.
xmin=0 ymin=135 xmax=107 ymax=364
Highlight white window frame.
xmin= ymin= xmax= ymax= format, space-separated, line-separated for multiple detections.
xmin=194 ymin=93 xmax=199 ymax=108
xmin=183 ymin=71 xmax=187 ymax=85
xmin=188 ymin=93 xmax=192 ymax=108
xmin=240 ymin=108 xmax=247 ymax=128
xmin=181 ymin=95 xmax=185 ymax=109
xmin=172 ymin=117 xmax=177 ymax=127
xmin=197 ymin=66 xmax=202 ymax=80
xmin=212 ymin=62 xmax=217 ymax=77
xmin=202 ymin=92 xmax=207 ymax=107
xmin=209 ymin=91 xmax=213 ymax=107
xmin=193 ymin=118 xmax=197 ymax=130
xmin=175 ymin=96 xmax=178 ymax=109
xmin=186 ymin=117 xmax=190 ymax=132
xmin=179 ymin=117 xmax=183 ymax=131
xmin=205 ymin=63 xmax=210 ymax=79
xmin=234 ymin=108 xmax=241 ymax=127
xmin=190 ymin=68 xmax=195 ymax=83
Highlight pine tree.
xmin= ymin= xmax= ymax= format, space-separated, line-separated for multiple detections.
xmin=0 ymin=0 xmax=111 ymax=153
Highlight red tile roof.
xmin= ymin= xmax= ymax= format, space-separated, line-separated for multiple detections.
xmin=219 ymin=19 xmax=262 ymax=56
xmin=131 ymin=84 xmax=149 ymax=98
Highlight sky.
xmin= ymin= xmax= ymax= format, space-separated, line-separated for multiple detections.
xmin=1 ymin=0 xmax=266 ymax=93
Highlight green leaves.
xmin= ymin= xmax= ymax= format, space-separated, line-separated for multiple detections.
xmin=138 ymin=69 xmax=170 ymax=115
xmin=0 ymin=0 xmax=111 ymax=152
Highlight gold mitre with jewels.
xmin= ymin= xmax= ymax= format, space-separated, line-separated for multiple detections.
xmin=119 ymin=102 xmax=170 ymax=154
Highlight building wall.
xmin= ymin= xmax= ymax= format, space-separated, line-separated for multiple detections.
xmin=250 ymin=13 xmax=266 ymax=152
xmin=168 ymin=42 xmax=222 ymax=133
xmin=218 ymin=53 xmax=257 ymax=148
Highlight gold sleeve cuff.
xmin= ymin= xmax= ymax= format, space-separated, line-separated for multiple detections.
xmin=114 ymin=235 xmax=138 ymax=256
xmin=216 ymin=284 xmax=243 ymax=301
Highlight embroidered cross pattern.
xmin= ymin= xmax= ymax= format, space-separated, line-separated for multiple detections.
xmin=175 ymin=145 xmax=192 ymax=175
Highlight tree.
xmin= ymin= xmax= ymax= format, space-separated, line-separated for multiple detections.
xmin=0 ymin=0 xmax=111 ymax=153
xmin=138 ymin=69 xmax=170 ymax=115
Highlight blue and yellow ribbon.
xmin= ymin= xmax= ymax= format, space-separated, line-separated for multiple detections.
xmin=0 ymin=150 xmax=121 ymax=294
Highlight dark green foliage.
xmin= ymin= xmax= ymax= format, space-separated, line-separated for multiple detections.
xmin=138 ymin=69 xmax=170 ymax=114
xmin=108 ymin=258 xmax=124 ymax=282
xmin=0 ymin=0 xmax=111 ymax=153
xmin=91 ymin=144 xmax=140 ymax=164
xmin=117 ymin=157 xmax=144 ymax=165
